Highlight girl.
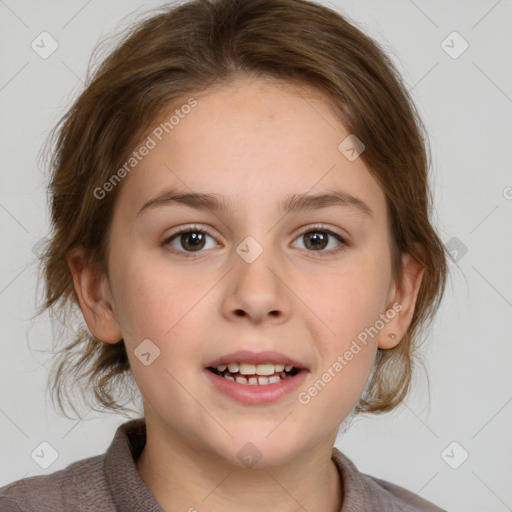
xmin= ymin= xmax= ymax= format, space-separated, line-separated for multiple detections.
xmin=0 ymin=0 xmax=447 ymax=510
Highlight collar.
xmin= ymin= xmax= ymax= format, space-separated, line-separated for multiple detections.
xmin=104 ymin=418 xmax=416 ymax=512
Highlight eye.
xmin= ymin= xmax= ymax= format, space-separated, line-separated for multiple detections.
xmin=163 ymin=225 xmax=218 ymax=254
xmin=292 ymin=225 xmax=347 ymax=254
xmin=162 ymin=224 xmax=347 ymax=256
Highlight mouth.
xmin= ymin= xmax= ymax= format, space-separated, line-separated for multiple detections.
xmin=204 ymin=350 xmax=309 ymax=404
xmin=207 ymin=363 xmax=301 ymax=385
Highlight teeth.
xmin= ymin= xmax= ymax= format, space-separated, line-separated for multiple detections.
xmin=239 ymin=363 xmax=256 ymax=375
xmin=220 ymin=372 xmax=290 ymax=385
xmin=217 ymin=362 xmax=296 ymax=375
xmin=255 ymin=363 xmax=275 ymax=376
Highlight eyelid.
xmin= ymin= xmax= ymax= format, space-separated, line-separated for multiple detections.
xmin=166 ymin=223 xmax=217 ymax=238
xmin=295 ymin=223 xmax=347 ymax=240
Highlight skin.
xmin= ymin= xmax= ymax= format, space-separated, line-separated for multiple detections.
xmin=69 ymin=76 xmax=423 ymax=512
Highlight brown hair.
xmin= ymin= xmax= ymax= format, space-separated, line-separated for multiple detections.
xmin=40 ymin=0 xmax=447 ymax=418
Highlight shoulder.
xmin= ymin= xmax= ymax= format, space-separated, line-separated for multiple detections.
xmin=366 ymin=475 xmax=447 ymax=511
xmin=0 ymin=418 xmax=150 ymax=512
xmin=332 ymin=448 xmax=447 ymax=511
xmin=0 ymin=454 xmax=116 ymax=512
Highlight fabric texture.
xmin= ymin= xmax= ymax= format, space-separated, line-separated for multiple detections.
xmin=0 ymin=418 xmax=446 ymax=511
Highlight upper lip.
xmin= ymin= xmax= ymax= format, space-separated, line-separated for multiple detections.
xmin=206 ymin=350 xmax=308 ymax=370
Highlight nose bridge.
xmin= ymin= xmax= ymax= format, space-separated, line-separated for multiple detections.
xmin=223 ymin=234 xmax=290 ymax=323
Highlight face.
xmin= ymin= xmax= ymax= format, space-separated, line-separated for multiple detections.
xmin=89 ymin=77 xmax=409 ymax=467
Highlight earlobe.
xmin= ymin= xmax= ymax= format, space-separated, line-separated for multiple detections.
xmin=378 ymin=253 xmax=424 ymax=350
xmin=67 ymin=247 xmax=123 ymax=344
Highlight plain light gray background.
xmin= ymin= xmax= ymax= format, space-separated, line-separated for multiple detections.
xmin=1 ymin=1 xmax=511 ymax=511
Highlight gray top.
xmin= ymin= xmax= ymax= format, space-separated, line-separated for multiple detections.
xmin=0 ymin=418 xmax=446 ymax=511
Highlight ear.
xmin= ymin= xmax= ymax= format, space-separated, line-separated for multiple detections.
xmin=67 ymin=247 xmax=122 ymax=344
xmin=378 ymin=253 xmax=424 ymax=349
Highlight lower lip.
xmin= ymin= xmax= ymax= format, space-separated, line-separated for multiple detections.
xmin=204 ymin=368 xmax=309 ymax=405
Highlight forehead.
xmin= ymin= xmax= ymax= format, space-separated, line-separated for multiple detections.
xmin=114 ymin=77 xmax=386 ymax=220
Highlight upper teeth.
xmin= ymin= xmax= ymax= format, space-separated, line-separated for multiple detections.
xmin=217 ymin=363 xmax=294 ymax=375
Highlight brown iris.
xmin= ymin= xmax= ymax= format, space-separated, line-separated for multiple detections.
xmin=179 ymin=231 xmax=206 ymax=251
xmin=303 ymin=231 xmax=328 ymax=250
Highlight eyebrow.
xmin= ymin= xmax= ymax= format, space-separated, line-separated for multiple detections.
xmin=137 ymin=188 xmax=373 ymax=217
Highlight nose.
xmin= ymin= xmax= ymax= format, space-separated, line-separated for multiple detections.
xmin=221 ymin=247 xmax=291 ymax=325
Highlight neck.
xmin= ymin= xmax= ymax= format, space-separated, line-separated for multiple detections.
xmin=135 ymin=417 xmax=343 ymax=512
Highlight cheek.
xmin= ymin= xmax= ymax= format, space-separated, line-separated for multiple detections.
xmin=111 ymin=258 xmax=207 ymax=405
xmin=297 ymin=278 xmax=384 ymax=429
xmin=295 ymin=249 xmax=390 ymax=412
xmin=304 ymin=251 xmax=392 ymax=345
xmin=109 ymin=251 xmax=205 ymax=348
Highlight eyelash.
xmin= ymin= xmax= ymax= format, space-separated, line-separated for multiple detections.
xmin=162 ymin=224 xmax=348 ymax=258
